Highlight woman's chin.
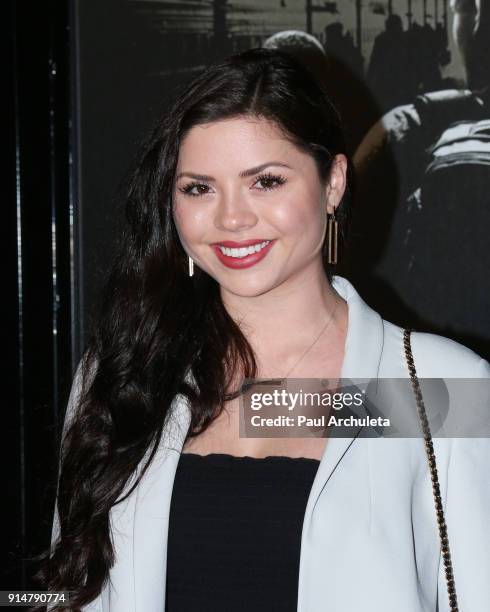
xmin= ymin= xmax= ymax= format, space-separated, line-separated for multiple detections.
xmin=218 ymin=275 xmax=282 ymax=299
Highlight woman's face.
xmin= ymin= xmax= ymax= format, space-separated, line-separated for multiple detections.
xmin=172 ymin=115 xmax=347 ymax=298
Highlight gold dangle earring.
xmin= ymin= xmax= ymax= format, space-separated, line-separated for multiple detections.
xmin=188 ymin=256 xmax=194 ymax=277
xmin=327 ymin=208 xmax=338 ymax=265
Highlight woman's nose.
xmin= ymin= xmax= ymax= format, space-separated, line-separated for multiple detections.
xmin=214 ymin=190 xmax=258 ymax=233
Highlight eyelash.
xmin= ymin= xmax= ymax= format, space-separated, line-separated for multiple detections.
xmin=178 ymin=172 xmax=287 ymax=197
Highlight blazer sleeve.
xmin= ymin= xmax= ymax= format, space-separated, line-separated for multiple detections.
xmin=50 ymin=356 xmax=88 ymax=551
xmin=437 ymin=356 xmax=490 ymax=612
xmin=48 ymin=356 xmax=103 ymax=612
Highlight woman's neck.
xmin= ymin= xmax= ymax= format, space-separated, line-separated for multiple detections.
xmin=220 ymin=264 xmax=347 ymax=378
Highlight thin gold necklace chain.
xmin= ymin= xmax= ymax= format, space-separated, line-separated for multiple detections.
xmin=264 ymin=297 xmax=340 ymax=380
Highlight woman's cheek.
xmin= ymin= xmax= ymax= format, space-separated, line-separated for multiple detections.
xmin=273 ymin=192 xmax=321 ymax=235
xmin=174 ymin=201 xmax=205 ymax=241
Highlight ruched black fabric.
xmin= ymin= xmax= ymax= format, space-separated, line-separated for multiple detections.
xmin=165 ymin=452 xmax=320 ymax=612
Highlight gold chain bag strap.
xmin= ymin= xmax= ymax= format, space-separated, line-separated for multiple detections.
xmin=403 ymin=329 xmax=459 ymax=611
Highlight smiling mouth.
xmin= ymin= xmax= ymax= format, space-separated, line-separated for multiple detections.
xmin=217 ymin=240 xmax=271 ymax=258
xmin=211 ymin=239 xmax=276 ymax=269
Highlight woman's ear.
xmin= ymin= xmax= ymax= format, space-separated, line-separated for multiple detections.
xmin=325 ymin=154 xmax=348 ymax=215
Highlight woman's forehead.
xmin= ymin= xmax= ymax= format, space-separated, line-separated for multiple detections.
xmin=177 ymin=118 xmax=304 ymax=169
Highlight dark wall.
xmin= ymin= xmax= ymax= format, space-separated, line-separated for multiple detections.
xmin=5 ymin=0 xmax=73 ymax=595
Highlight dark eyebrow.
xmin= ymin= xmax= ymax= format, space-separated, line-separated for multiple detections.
xmin=175 ymin=162 xmax=292 ymax=182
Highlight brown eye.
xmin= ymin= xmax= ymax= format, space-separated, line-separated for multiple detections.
xmin=255 ymin=173 xmax=287 ymax=191
xmin=179 ymin=182 xmax=211 ymax=197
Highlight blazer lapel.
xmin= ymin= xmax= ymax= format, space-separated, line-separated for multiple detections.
xmin=303 ymin=275 xmax=385 ymax=513
xmin=131 ymin=394 xmax=191 ymax=611
xmin=297 ymin=276 xmax=385 ymax=609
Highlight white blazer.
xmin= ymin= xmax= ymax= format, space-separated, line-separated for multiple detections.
xmin=52 ymin=275 xmax=490 ymax=611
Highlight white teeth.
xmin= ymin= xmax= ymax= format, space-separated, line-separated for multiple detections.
xmin=219 ymin=240 xmax=271 ymax=258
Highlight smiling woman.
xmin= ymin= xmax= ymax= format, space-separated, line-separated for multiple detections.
xmin=37 ymin=48 xmax=490 ymax=612
xmin=172 ymin=116 xmax=347 ymax=286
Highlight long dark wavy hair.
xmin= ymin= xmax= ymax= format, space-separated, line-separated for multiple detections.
xmin=36 ymin=47 xmax=353 ymax=609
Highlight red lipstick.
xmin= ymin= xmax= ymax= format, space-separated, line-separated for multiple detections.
xmin=211 ymin=239 xmax=276 ymax=269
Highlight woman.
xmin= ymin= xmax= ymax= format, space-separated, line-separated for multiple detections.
xmin=42 ymin=49 xmax=490 ymax=611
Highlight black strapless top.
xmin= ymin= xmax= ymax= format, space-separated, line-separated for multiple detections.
xmin=165 ymin=452 xmax=320 ymax=612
